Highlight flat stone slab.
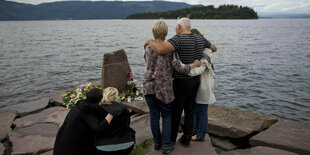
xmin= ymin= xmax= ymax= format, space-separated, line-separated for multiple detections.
xmin=210 ymin=135 xmax=238 ymax=151
xmin=146 ymin=134 xmax=217 ymax=155
xmin=208 ymin=105 xmax=277 ymax=138
xmin=219 ymin=146 xmax=298 ymax=155
xmin=0 ymin=143 xmax=5 ymax=155
xmin=10 ymin=123 xmax=58 ymax=154
xmin=3 ymin=97 xmax=49 ymax=117
xmin=130 ymin=114 xmax=152 ymax=145
xmin=14 ymin=106 xmax=69 ymax=128
xmin=122 ymin=100 xmax=149 ymax=114
xmin=250 ymin=121 xmax=310 ymax=155
xmin=0 ymin=110 xmax=17 ymax=141
xmin=41 ymin=150 xmax=53 ymax=155
xmin=49 ymin=89 xmax=72 ymax=107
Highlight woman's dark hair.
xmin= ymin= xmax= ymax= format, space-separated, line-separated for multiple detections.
xmin=191 ymin=28 xmax=204 ymax=37
xmin=85 ymin=88 xmax=103 ymax=104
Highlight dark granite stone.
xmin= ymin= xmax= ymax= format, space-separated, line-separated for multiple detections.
xmin=250 ymin=121 xmax=310 ymax=155
xmin=0 ymin=110 xmax=17 ymax=141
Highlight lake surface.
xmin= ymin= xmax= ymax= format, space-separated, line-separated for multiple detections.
xmin=0 ymin=19 xmax=309 ymax=123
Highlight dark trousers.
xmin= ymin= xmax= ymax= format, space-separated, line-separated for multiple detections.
xmin=193 ymin=104 xmax=209 ymax=140
xmin=145 ymin=94 xmax=172 ymax=148
xmin=171 ymin=76 xmax=200 ymax=143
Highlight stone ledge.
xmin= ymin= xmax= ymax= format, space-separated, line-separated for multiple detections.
xmin=210 ymin=135 xmax=239 ymax=151
xmin=250 ymin=121 xmax=310 ymax=155
xmin=219 ymin=146 xmax=298 ymax=155
xmin=130 ymin=114 xmax=152 ymax=145
xmin=208 ymin=105 xmax=277 ymax=138
xmin=9 ymin=123 xmax=58 ymax=154
xmin=122 ymin=100 xmax=149 ymax=115
xmin=0 ymin=110 xmax=17 ymax=141
xmin=3 ymin=97 xmax=49 ymax=117
xmin=14 ymin=106 xmax=69 ymax=128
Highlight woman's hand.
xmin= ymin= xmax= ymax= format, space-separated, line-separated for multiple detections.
xmin=105 ymin=113 xmax=114 ymax=124
xmin=190 ymin=60 xmax=201 ymax=69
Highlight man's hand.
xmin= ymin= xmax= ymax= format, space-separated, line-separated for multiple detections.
xmin=190 ymin=60 xmax=201 ymax=69
xmin=144 ymin=39 xmax=153 ymax=50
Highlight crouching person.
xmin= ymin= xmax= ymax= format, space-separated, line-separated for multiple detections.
xmin=96 ymin=87 xmax=136 ymax=155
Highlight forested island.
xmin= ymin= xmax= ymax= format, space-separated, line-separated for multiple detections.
xmin=127 ymin=5 xmax=258 ymax=19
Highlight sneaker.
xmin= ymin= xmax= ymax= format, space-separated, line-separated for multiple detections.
xmin=178 ymin=138 xmax=190 ymax=148
xmin=162 ymin=146 xmax=174 ymax=154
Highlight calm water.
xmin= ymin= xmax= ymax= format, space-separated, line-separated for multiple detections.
xmin=0 ymin=19 xmax=309 ymax=123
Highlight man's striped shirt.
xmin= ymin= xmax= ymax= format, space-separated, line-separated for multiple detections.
xmin=168 ymin=33 xmax=211 ymax=79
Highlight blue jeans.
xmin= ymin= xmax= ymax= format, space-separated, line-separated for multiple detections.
xmin=193 ymin=104 xmax=209 ymax=140
xmin=145 ymin=94 xmax=172 ymax=148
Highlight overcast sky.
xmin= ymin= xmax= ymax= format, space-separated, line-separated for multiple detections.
xmin=8 ymin=0 xmax=310 ymax=15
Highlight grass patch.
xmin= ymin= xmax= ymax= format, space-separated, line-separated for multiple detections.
xmin=130 ymin=139 xmax=153 ymax=155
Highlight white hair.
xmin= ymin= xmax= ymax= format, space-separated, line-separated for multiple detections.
xmin=177 ymin=18 xmax=191 ymax=30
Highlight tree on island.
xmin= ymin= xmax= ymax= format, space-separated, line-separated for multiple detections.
xmin=127 ymin=5 xmax=258 ymax=19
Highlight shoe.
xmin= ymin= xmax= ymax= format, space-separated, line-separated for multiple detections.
xmin=178 ymin=138 xmax=190 ymax=148
xmin=191 ymin=135 xmax=205 ymax=141
xmin=154 ymin=143 xmax=162 ymax=150
xmin=162 ymin=146 xmax=174 ymax=154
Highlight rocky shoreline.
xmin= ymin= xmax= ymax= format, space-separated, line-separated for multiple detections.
xmin=1 ymin=90 xmax=310 ymax=155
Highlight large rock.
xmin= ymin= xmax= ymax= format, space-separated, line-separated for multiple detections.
xmin=102 ymin=49 xmax=131 ymax=92
xmin=10 ymin=123 xmax=58 ymax=154
xmin=0 ymin=110 xmax=17 ymax=141
xmin=146 ymin=134 xmax=217 ymax=155
xmin=208 ymin=105 xmax=277 ymax=138
xmin=9 ymin=107 xmax=69 ymax=154
xmin=122 ymin=100 xmax=149 ymax=114
xmin=250 ymin=121 xmax=310 ymax=155
xmin=3 ymin=97 xmax=49 ymax=117
xmin=0 ymin=143 xmax=5 ymax=155
xmin=219 ymin=146 xmax=298 ymax=155
xmin=14 ymin=106 xmax=69 ymax=128
xmin=41 ymin=150 xmax=53 ymax=155
xmin=130 ymin=114 xmax=152 ymax=145
xmin=210 ymin=135 xmax=239 ymax=151
xmin=49 ymin=90 xmax=65 ymax=107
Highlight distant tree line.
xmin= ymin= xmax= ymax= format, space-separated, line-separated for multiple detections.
xmin=127 ymin=5 xmax=258 ymax=19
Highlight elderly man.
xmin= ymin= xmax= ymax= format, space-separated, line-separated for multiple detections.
xmin=145 ymin=18 xmax=217 ymax=147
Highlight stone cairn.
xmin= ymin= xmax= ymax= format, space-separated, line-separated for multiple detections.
xmin=1 ymin=49 xmax=310 ymax=155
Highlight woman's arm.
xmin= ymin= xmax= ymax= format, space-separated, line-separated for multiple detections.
xmin=82 ymin=113 xmax=113 ymax=134
xmin=171 ymin=52 xmax=201 ymax=74
xmin=189 ymin=65 xmax=206 ymax=76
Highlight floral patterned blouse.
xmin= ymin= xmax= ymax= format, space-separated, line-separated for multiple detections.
xmin=143 ymin=45 xmax=175 ymax=104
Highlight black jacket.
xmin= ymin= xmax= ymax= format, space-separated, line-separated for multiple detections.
xmin=95 ymin=102 xmax=136 ymax=146
xmin=53 ymin=101 xmax=109 ymax=155
xmin=80 ymin=101 xmax=136 ymax=147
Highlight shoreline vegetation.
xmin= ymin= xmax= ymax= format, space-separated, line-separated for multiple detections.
xmin=127 ymin=5 xmax=258 ymax=19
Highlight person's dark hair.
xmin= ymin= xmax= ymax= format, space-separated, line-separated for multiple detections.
xmin=191 ymin=28 xmax=204 ymax=37
xmin=85 ymin=88 xmax=103 ymax=104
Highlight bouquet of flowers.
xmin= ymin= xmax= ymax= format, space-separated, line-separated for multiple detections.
xmin=119 ymin=80 xmax=143 ymax=102
xmin=62 ymin=82 xmax=101 ymax=108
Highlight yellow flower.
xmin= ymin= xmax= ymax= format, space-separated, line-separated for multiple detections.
xmin=83 ymin=96 xmax=87 ymax=100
